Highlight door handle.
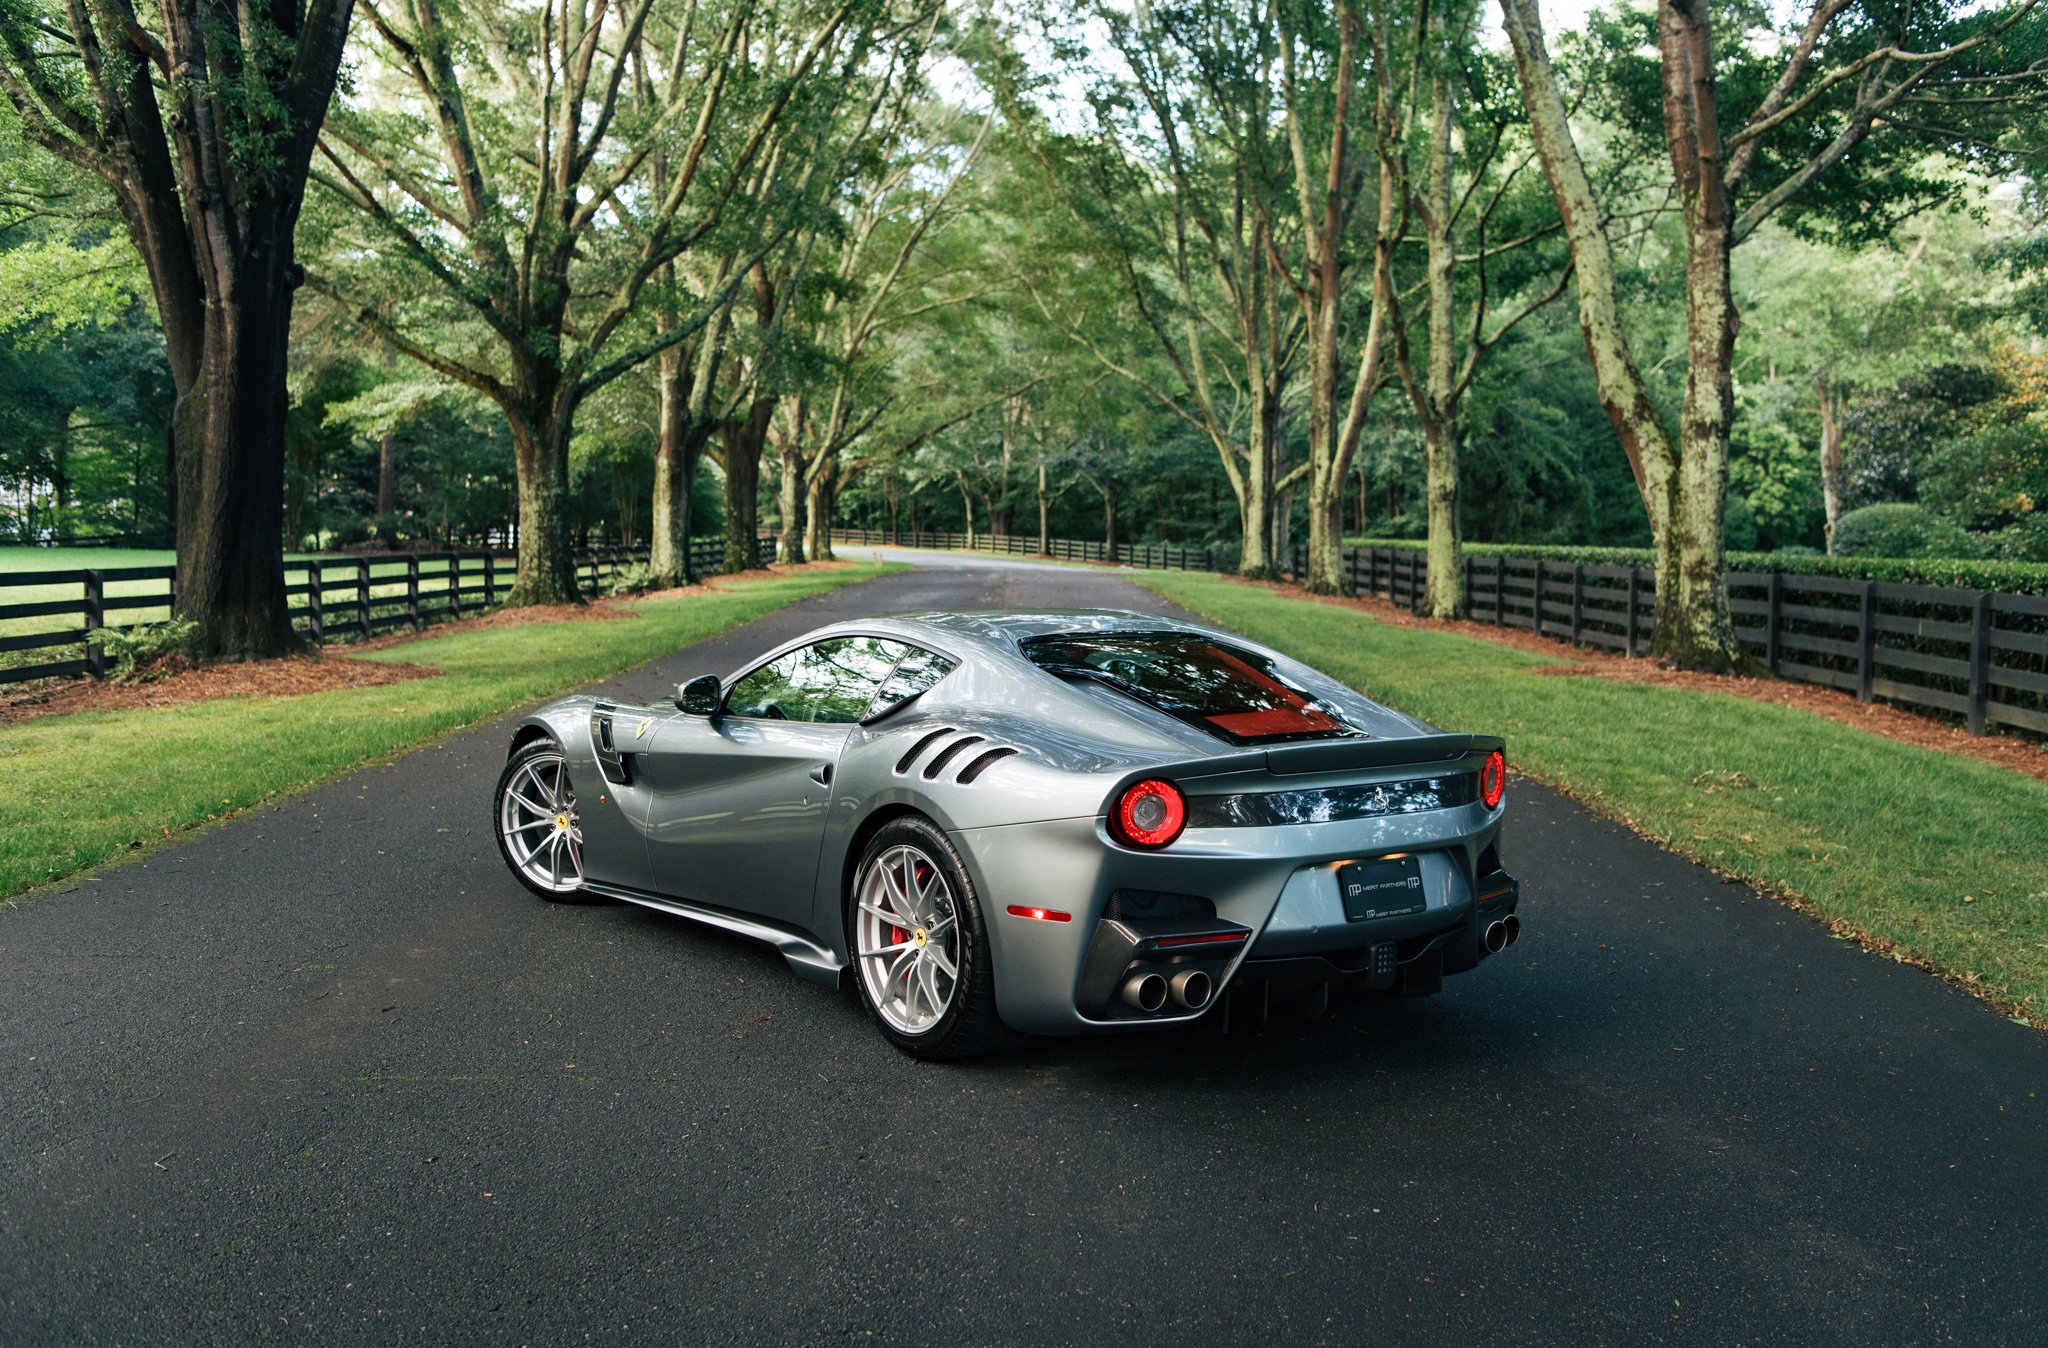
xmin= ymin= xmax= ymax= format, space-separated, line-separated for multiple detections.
xmin=809 ymin=763 xmax=833 ymax=786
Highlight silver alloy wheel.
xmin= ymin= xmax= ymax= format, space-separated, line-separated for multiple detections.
xmin=854 ymin=843 xmax=961 ymax=1035
xmin=498 ymin=750 xmax=584 ymax=893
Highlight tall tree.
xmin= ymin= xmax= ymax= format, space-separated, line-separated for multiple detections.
xmin=1499 ymin=0 xmax=2045 ymax=666
xmin=1380 ymin=2 xmax=1571 ymax=616
xmin=1015 ymin=0 xmax=1310 ymax=577
xmin=1 ymin=0 xmax=354 ymax=656
xmin=309 ymin=0 xmax=913 ymax=602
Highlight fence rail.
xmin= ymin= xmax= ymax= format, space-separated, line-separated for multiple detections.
xmin=827 ymin=527 xmax=1214 ymax=572
xmin=1312 ymin=544 xmax=2048 ymax=738
xmin=0 ymin=534 xmax=771 ymax=687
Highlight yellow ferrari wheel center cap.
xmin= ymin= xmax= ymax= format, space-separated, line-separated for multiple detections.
xmin=913 ymin=928 xmax=928 ymax=948
xmin=555 ymin=814 xmax=570 ymax=831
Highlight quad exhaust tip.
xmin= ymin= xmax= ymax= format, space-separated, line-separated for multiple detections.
xmin=1503 ymin=914 xmax=1522 ymax=947
xmin=1169 ymin=969 xmax=1212 ymax=1011
xmin=1122 ymin=972 xmax=1168 ymax=1013
xmin=1483 ymin=920 xmax=1509 ymax=955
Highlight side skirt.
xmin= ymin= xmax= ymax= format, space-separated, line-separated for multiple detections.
xmin=584 ymin=880 xmax=846 ymax=989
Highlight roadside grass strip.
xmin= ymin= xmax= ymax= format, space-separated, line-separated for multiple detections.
xmin=1132 ymin=571 xmax=2048 ymax=1028
xmin=0 ymin=565 xmax=894 ymax=902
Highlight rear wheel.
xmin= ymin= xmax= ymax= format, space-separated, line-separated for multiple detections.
xmin=850 ymin=817 xmax=1019 ymax=1060
xmin=494 ymin=739 xmax=589 ymax=901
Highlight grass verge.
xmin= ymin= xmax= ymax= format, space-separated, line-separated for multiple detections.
xmin=0 ymin=565 xmax=893 ymax=902
xmin=1132 ymin=570 xmax=2048 ymax=1028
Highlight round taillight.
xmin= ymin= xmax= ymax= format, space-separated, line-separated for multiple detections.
xmin=1114 ymin=778 xmax=1187 ymax=848
xmin=1480 ymin=750 xmax=1506 ymax=810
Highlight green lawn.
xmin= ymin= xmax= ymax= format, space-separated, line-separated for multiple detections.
xmin=0 ymin=564 xmax=894 ymax=902
xmin=1133 ymin=571 xmax=2048 ymax=1027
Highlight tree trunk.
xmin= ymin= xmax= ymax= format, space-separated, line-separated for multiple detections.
xmin=1501 ymin=0 xmax=1743 ymax=667
xmin=805 ymin=462 xmax=836 ymax=561
xmin=1037 ymin=461 xmax=1050 ymax=555
xmin=376 ymin=433 xmax=398 ymax=520
xmin=505 ymin=407 xmax=580 ymax=605
xmin=1238 ymin=391 xmax=1281 ymax=577
xmin=722 ymin=397 xmax=772 ymax=574
xmin=1418 ymin=61 xmax=1466 ymax=620
xmin=649 ymin=343 xmax=695 ymax=585
xmin=1817 ymin=374 xmax=1845 ymax=554
xmin=1295 ymin=1 xmax=1370 ymax=597
xmin=776 ymin=436 xmax=806 ymax=565
xmin=1655 ymin=0 xmax=1744 ymax=669
xmin=172 ymin=267 xmax=299 ymax=659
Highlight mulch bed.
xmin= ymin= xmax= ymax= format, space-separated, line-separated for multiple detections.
xmin=0 ymin=653 xmax=438 ymax=726
xmin=1245 ymin=576 xmax=2048 ymax=784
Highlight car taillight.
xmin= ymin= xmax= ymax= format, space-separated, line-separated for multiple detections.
xmin=1480 ymin=750 xmax=1506 ymax=810
xmin=1113 ymin=778 xmax=1186 ymax=848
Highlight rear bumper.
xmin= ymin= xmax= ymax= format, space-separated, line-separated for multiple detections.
xmin=951 ymin=807 xmax=1518 ymax=1036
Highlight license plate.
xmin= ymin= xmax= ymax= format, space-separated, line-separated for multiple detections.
xmin=1340 ymin=855 xmax=1426 ymax=922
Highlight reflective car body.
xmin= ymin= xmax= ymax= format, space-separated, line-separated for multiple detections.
xmin=503 ymin=610 xmax=1519 ymax=1036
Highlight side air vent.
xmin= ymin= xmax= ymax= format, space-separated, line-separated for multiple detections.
xmin=895 ymin=727 xmax=957 ymax=775
xmin=922 ymin=735 xmax=986 ymax=780
xmin=955 ymin=746 xmax=1018 ymax=784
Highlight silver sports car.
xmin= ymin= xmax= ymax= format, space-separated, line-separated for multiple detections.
xmin=493 ymin=610 xmax=1519 ymax=1059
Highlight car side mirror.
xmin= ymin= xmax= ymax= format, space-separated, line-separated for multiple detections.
xmin=675 ymin=674 xmax=722 ymax=716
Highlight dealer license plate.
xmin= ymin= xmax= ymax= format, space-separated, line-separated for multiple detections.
xmin=1340 ymin=855 xmax=1426 ymax=922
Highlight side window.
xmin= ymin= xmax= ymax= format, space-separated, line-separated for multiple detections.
xmin=724 ymin=638 xmax=909 ymax=723
xmin=867 ymin=646 xmax=957 ymax=718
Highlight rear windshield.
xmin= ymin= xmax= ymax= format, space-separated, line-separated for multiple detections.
xmin=1020 ymin=633 xmax=1365 ymax=745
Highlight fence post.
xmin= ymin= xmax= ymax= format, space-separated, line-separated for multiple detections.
xmin=446 ymin=556 xmax=460 ymax=619
xmin=357 ymin=558 xmax=372 ymax=637
xmin=1625 ymin=568 xmax=1640 ymax=658
xmin=1533 ymin=559 xmax=1546 ymax=637
xmin=307 ymin=563 xmax=325 ymax=646
xmin=1495 ymin=557 xmax=1506 ymax=627
xmin=82 ymin=570 xmax=106 ymax=679
xmin=1410 ymin=553 xmax=1423 ymax=615
xmin=407 ymin=556 xmax=421 ymax=630
xmin=1570 ymin=565 xmax=1584 ymax=646
xmin=1968 ymin=591 xmax=1992 ymax=736
xmin=1856 ymin=581 xmax=1878 ymax=703
xmin=1765 ymin=572 xmax=1782 ymax=674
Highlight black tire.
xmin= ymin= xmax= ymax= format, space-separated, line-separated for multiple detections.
xmin=848 ymin=816 xmax=1022 ymax=1061
xmin=492 ymin=738 xmax=598 ymax=903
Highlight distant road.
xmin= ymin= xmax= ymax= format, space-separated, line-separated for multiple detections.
xmin=3 ymin=557 xmax=2043 ymax=1345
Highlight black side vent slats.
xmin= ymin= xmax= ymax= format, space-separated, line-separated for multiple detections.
xmin=895 ymin=728 xmax=956 ymax=775
xmin=955 ymin=746 xmax=1018 ymax=784
xmin=922 ymin=735 xmax=986 ymax=780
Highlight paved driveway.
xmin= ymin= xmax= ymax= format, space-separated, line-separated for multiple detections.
xmin=3 ymin=559 xmax=2042 ymax=1345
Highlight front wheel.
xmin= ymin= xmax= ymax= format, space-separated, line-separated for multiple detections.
xmin=849 ymin=817 xmax=1020 ymax=1060
xmin=494 ymin=739 xmax=589 ymax=901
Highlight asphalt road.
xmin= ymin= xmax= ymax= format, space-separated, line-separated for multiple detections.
xmin=4 ymin=559 xmax=2044 ymax=1346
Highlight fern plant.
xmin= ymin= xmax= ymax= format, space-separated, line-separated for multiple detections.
xmin=89 ymin=619 xmax=200 ymax=683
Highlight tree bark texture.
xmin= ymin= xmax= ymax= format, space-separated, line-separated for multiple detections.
xmin=1816 ymin=374 xmax=1845 ymax=554
xmin=1500 ymin=0 xmax=1745 ymax=669
xmin=0 ymin=0 xmax=356 ymax=658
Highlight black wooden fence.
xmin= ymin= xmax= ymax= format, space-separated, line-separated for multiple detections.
xmin=828 ymin=527 xmax=1214 ymax=571
xmin=0 ymin=534 xmax=772 ymax=686
xmin=1314 ymin=545 xmax=2048 ymax=738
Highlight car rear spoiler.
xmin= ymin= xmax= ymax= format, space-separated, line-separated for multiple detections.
xmin=1262 ymin=733 xmax=1503 ymax=777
